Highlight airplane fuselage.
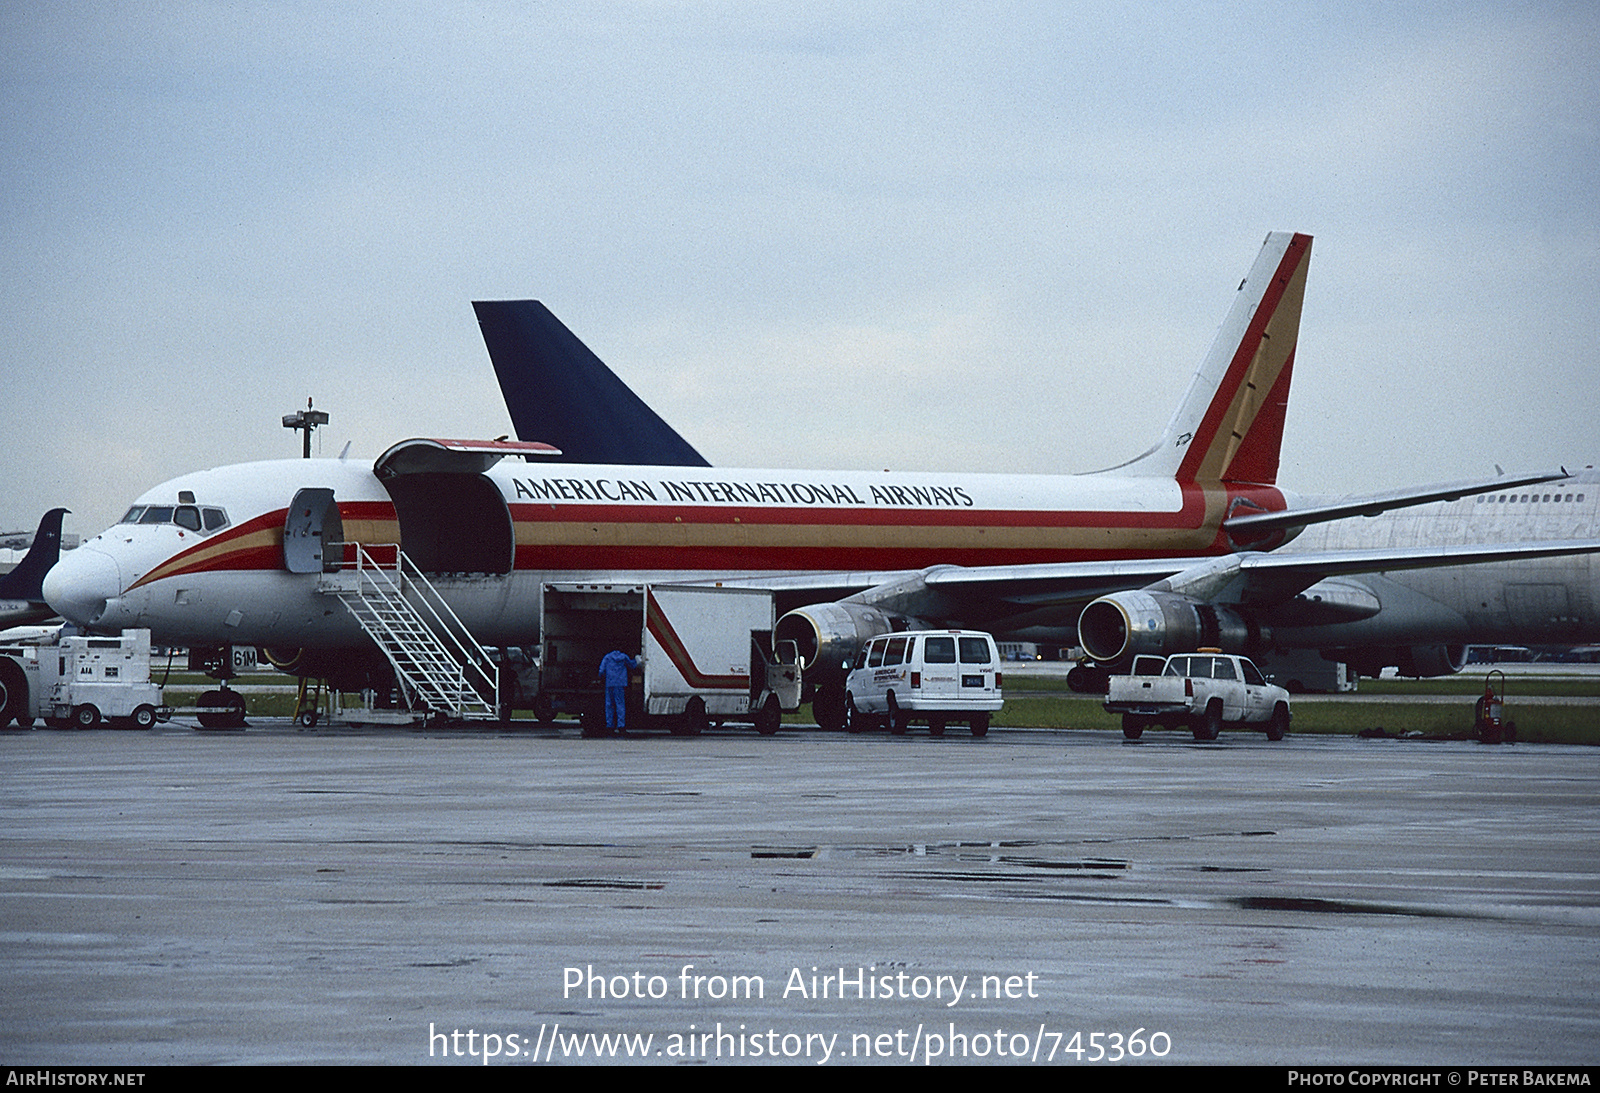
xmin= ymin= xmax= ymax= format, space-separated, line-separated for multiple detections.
xmin=47 ymin=455 xmax=1292 ymax=649
xmin=1279 ymin=469 xmax=1598 ymax=650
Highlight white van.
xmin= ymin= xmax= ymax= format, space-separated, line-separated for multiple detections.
xmin=843 ymin=630 xmax=1002 ymax=737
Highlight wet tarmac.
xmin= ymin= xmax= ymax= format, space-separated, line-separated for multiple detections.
xmin=2 ymin=722 xmax=1596 ymax=1065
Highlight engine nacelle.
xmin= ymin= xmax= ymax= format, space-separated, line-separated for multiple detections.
xmin=1077 ymin=590 xmax=1259 ymax=664
xmin=774 ymin=601 xmax=900 ymax=684
xmin=1343 ymin=644 xmax=1467 ymax=679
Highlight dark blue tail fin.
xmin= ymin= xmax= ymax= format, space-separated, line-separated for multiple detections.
xmin=473 ymin=300 xmax=711 ymax=467
xmin=0 ymin=508 xmax=67 ymax=601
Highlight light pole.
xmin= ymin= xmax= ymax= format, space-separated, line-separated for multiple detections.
xmin=282 ymin=398 xmax=329 ymax=459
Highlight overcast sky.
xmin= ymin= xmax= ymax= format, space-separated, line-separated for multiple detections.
xmin=3 ymin=1 xmax=1596 ymax=538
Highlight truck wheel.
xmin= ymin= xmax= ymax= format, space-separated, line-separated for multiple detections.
xmin=131 ymin=705 xmax=157 ymax=730
xmin=843 ymin=694 xmax=864 ymax=734
xmin=296 ymin=710 xmax=320 ymax=728
xmin=673 ymin=697 xmax=707 ymax=736
xmin=1121 ymin=714 xmax=1145 ymax=740
xmin=886 ymin=693 xmax=908 ymax=736
xmin=580 ymin=708 xmax=606 ymax=738
xmin=1265 ymin=704 xmax=1289 ymax=741
xmin=969 ymin=714 xmax=989 ymax=738
xmin=1192 ymin=701 xmax=1222 ymax=742
xmin=755 ymin=695 xmax=781 ymax=736
xmin=0 ymin=664 xmax=18 ymax=728
xmin=72 ymin=704 xmax=101 ymax=729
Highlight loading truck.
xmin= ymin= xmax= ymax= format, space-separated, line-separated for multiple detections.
xmin=535 ymin=583 xmax=801 ymax=736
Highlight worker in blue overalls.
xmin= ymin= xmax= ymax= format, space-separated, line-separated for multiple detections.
xmin=597 ymin=648 xmax=640 ymax=734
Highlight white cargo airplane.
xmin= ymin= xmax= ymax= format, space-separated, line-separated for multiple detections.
xmin=41 ymin=233 xmax=1598 ymax=725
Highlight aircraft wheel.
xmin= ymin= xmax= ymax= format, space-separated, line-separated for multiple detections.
xmin=532 ymin=692 xmax=558 ymax=724
xmin=131 ymin=705 xmax=157 ymax=730
xmin=72 ymin=704 xmax=101 ymax=729
xmin=498 ymin=679 xmax=520 ymax=723
xmin=812 ymin=687 xmax=846 ymax=733
xmin=970 ymin=714 xmax=989 ymax=738
xmin=928 ymin=717 xmax=946 ymax=737
xmin=1265 ymin=704 xmax=1289 ymax=741
xmin=1192 ymin=701 xmax=1222 ymax=742
xmin=1121 ymin=714 xmax=1145 ymax=740
xmin=887 ymin=693 xmax=909 ymax=736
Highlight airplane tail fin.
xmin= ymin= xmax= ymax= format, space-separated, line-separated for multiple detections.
xmin=1099 ymin=232 xmax=1311 ymax=486
xmin=473 ymin=300 xmax=711 ymax=468
xmin=0 ymin=508 xmax=68 ymax=601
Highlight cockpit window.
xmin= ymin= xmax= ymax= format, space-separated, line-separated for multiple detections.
xmin=118 ymin=504 xmax=229 ymax=534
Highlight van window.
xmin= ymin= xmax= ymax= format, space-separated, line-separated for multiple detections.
xmin=885 ymin=636 xmax=907 ymax=664
xmin=959 ymin=637 xmax=992 ymax=664
xmin=923 ymin=637 xmax=957 ymax=664
xmin=867 ymin=640 xmax=886 ymax=669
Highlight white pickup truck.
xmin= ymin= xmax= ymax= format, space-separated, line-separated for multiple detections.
xmin=1103 ymin=652 xmax=1290 ymax=742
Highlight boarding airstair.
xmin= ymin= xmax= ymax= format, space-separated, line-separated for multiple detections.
xmin=319 ymin=544 xmax=499 ymax=722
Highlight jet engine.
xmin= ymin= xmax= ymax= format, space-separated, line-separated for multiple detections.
xmin=1077 ymin=590 xmax=1261 ymax=664
xmin=774 ymin=601 xmax=902 ymax=684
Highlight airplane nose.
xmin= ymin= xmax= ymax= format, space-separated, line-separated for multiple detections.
xmin=43 ymin=546 xmax=123 ymax=628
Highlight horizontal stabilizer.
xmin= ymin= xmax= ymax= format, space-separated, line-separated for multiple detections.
xmin=474 ymin=300 xmax=711 ymax=467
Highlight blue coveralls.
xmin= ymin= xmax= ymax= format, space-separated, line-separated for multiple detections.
xmin=597 ymin=650 xmax=639 ymax=729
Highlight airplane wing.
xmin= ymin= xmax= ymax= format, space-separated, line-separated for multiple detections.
xmin=1224 ymin=469 xmax=1570 ymax=539
xmin=921 ymin=539 xmax=1600 ymax=609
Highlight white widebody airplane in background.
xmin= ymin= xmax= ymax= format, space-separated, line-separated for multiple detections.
xmin=41 ymin=232 xmax=1598 ymax=726
xmin=1254 ymin=468 xmax=1598 ymax=679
